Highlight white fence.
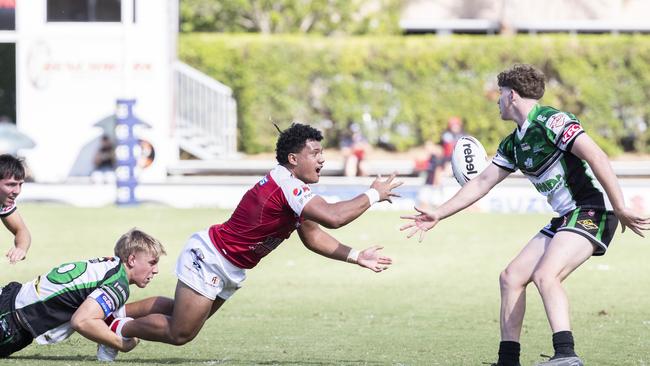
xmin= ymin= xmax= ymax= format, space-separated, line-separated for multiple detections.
xmin=174 ymin=61 xmax=237 ymax=159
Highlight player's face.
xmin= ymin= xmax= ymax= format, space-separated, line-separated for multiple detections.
xmin=291 ymin=139 xmax=324 ymax=184
xmin=0 ymin=176 xmax=23 ymax=207
xmin=127 ymin=251 xmax=160 ymax=288
xmin=497 ymin=87 xmax=515 ymax=121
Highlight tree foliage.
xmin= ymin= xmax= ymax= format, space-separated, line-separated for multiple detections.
xmin=179 ymin=0 xmax=401 ymax=35
xmin=180 ymin=33 xmax=650 ymax=155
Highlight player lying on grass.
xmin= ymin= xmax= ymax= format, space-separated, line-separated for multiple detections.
xmin=0 ymin=154 xmax=31 ymax=264
xmin=98 ymin=123 xmax=401 ymax=359
xmin=0 ymin=228 xmax=168 ymax=359
xmin=401 ymin=64 xmax=650 ymax=366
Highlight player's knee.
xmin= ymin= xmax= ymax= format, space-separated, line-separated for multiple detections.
xmin=531 ymin=269 xmax=555 ymax=289
xmin=499 ymin=268 xmax=526 ymax=290
xmin=168 ymin=329 xmax=198 ymax=346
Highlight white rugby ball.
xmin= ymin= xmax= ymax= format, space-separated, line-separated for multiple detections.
xmin=451 ymin=136 xmax=489 ymax=186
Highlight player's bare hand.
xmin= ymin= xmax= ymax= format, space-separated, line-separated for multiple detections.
xmin=119 ymin=337 xmax=140 ymax=352
xmin=357 ymin=245 xmax=392 ymax=273
xmin=614 ymin=207 xmax=650 ymax=237
xmin=6 ymin=247 xmax=26 ymax=264
xmin=400 ymin=206 xmax=440 ymax=242
xmin=370 ymin=173 xmax=403 ymax=203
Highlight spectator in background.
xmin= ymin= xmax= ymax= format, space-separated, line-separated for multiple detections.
xmin=340 ymin=123 xmax=370 ymax=177
xmin=439 ymin=116 xmax=465 ymax=175
xmin=91 ymin=135 xmax=116 ymax=184
xmin=416 ymin=140 xmax=444 ymax=209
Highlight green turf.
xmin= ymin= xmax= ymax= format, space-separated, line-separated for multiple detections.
xmin=1 ymin=205 xmax=649 ymax=365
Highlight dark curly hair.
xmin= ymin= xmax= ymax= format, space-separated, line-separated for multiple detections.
xmin=497 ymin=64 xmax=545 ymax=100
xmin=0 ymin=154 xmax=25 ymax=180
xmin=275 ymin=123 xmax=323 ymax=165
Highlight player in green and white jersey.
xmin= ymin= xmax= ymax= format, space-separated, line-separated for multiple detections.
xmin=0 ymin=228 xmax=167 ymax=358
xmin=0 ymin=154 xmax=31 ymax=265
xmin=401 ymin=64 xmax=649 ymax=366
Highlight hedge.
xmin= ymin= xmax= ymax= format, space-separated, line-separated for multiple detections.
xmin=179 ymin=33 xmax=650 ymax=155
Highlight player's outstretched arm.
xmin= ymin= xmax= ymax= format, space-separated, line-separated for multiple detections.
xmin=302 ymin=173 xmax=402 ymax=229
xmin=298 ymin=220 xmax=392 ymax=272
xmin=70 ymin=298 xmax=139 ymax=352
xmin=571 ymin=134 xmax=650 ymax=237
xmin=2 ymin=210 xmax=31 ymax=264
xmin=400 ymin=163 xmax=509 ymax=242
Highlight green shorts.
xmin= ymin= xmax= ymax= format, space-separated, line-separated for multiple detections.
xmin=540 ymin=207 xmax=618 ymax=256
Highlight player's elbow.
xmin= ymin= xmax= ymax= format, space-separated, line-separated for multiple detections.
xmin=320 ymin=216 xmax=345 ymax=229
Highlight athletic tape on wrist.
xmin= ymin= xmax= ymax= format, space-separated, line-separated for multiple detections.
xmin=364 ymin=188 xmax=380 ymax=205
xmin=346 ymin=248 xmax=360 ymax=264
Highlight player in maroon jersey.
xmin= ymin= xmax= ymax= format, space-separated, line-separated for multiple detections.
xmin=101 ymin=123 xmax=402 ymax=354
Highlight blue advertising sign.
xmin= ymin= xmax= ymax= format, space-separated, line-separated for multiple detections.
xmin=114 ymin=99 xmax=139 ymax=205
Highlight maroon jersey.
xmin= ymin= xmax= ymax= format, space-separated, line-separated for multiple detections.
xmin=209 ymin=165 xmax=316 ymax=269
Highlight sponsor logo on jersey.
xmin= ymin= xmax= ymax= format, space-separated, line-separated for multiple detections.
xmin=302 ymin=185 xmax=311 ymax=193
xmin=536 ymin=115 xmax=548 ymax=122
xmin=577 ymin=219 xmax=599 ymax=230
xmin=524 ymin=157 xmax=534 ymax=169
xmin=254 ymin=236 xmax=285 ymax=257
xmin=113 ymin=283 xmax=127 ymax=301
xmin=533 ymin=174 xmax=564 ymax=193
xmin=533 ymin=145 xmax=544 ymax=153
xmin=259 ymin=176 xmax=269 ymax=186
xmin=588 ymin=209 xmax=595 ymax=217
xmin=293 ymin=188 xmax=303 ymax=197
xmin=561 ymin=124 xmax=582 ymax=144
xmin=521 ymin=143 xmax=531 ymax=151
xmin=95 ymin=293 xmax=115 ymax=316
xmin=548 ymin=113 xmax=569 ymax=129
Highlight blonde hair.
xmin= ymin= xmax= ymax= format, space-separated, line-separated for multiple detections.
xmin=114 ymin=228 xmax=166 ymax=261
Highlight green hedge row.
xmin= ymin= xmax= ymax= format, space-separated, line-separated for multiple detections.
xmin=179 ymin=33 xmax=650 ymax=155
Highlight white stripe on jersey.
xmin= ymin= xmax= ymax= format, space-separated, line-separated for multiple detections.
xmin=270 ymin=165 xmax=316 ymax=216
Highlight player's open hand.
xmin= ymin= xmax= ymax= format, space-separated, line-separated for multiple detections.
xmin=399 ymin=206 xmax=440 ymax=242
xmin=370 ymin=173 xmax=403 ymax=203
xmin=357 ymin=245 xmax=392 ymax=272
xmin=614 ymin=207 xmax=650 ymax=237
xmin=119 ymin=337 xmax=140 ymax=352
xmin=6 ymin=246 xmax=26 ymax=264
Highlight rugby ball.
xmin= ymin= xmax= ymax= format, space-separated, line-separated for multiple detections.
xmin=451 ymin=136 xmax=489 ymax=186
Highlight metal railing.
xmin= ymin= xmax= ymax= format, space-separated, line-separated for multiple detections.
xmin=173 ymin=61 xmax=237 ymax=159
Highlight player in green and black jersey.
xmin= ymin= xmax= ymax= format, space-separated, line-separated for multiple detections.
xmin=401 ymin=64 xmax=649 ymax=366
xmin=0 ymin=228 xmax=167 ymax=358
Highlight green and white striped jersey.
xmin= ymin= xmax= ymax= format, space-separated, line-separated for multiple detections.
xmin=14 ymin=257 xmax=130 ymax=344
xmin=492 ymin=104 xmax=609 ymax=215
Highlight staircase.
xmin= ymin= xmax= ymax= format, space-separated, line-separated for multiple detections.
xmin=174 ymin=61 xmax=237 ymax=160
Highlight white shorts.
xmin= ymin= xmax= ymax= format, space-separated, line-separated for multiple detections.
xmin=175 ymin=230 xmax=246 ymax=300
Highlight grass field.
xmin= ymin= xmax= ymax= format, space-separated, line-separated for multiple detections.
xmin=1 ymin=204 xmax=649 ymax=365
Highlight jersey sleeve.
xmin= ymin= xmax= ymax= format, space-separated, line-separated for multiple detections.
xmin=0 ymin=202 xmax=16 ymax=217
xmin=492 ymin=133 xmax=517 ymax=172
xmin=277 ymin=176 xmax=316 ymax=216
xmin=544 ymin=112 xmax=584 ymax=151
xmin=89 ymin=280 xmax=129 ymax=318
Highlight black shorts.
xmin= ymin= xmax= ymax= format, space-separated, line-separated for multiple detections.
xmin=0 ymin=282 xmax=33 ymax=358
xmin=540 ymin=207 xmax=618 ymax=256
